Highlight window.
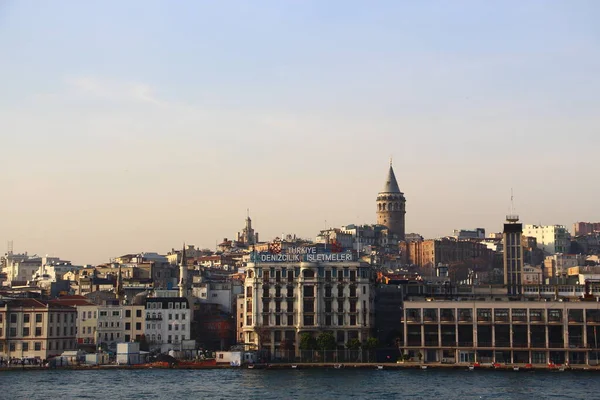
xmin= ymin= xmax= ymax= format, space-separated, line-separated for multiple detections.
xmin=169 ymin=314 xmax=172 ymax=320
xmin=182 ymin=314 xmax=186 ymax=320
xmin=350 ymin=315 xmax=357 ymax=326
xmin=99 ymin=311 xmax=107 ymax=317
xmin=168 ymin=303 xmax=173 ymax=309
xmin=112 ymin=311 xmax=120 ymax=317
xmin=275 ymin=315 xmax=281 ymax=326
xmin=136 ymin=322 xmax=142 ymax=330
xmin=175 ymin=324 xmax=179 ymax=331
xmin=22 ymin=342 xmax=28 ymax=351
xmin=9 ymin=327 xmax=17 ymax=337
xmin=10 ymin=314 xmax=17 ymax=323
xmin=88 ymin=311 xmax=92 ymax=319
xmin=34 ymin=342 xmax=41 ymax=351
xmin=338 ymin=315 xmax=344 ymax=326
xmin=287 ymin=315 xmax=293 ymax=326
xmin=168 ymin=325 xmax=172 ymax=331
xmin=303 ymin=315 xmax=314 ymax=326
xmin=49 ymin=327 xmax=53 ymax=336
xmin=35 ymin=327 xmax=42 ymax=337
xmin=23 ymin=327 xmax=30 ymax=336
xmin=175 ymin=314 xmax=179 ymax=320
xmin=136 ymin=310 xmax=142 ymax=318
xmin=71 ymin=314 xmax=75 ymax=323
xmin=24 ymin=314 xmax=30 ymax=323
xmin=125 ymin=323 xmax=131 ymax=330
xmin=9 ymin=343 xmax=15 ymax=352
xmin=125 ymin=310 xmax=131 ymax=318
xmin=49 ymin=314 xmax=54 ymax=323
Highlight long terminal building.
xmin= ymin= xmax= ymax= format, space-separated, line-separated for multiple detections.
xmin=402 ymin=298 xmax=600 ymax=366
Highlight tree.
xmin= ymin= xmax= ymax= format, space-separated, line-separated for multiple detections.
xmin=299 ymin=333 xmax=317 ymax=350
xmin=316 ymin=332 xmax=337 ymax=351
xmin=345 ymin=338 xmax=362 ymax=350
xmin=363 ymin=337 xmax=379 ymax=350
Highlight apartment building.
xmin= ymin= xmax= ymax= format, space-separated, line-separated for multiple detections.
xmin=144 ymin=297 xmax=191 ymax=352
xmin=0 ymin=299 xmax=77 ymax=360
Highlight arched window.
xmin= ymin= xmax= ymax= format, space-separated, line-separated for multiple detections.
xmin=382 ymin=203 xmax=386 ymax=211
xmin=157 ymin=334 xmax=162 ymax=342
xmin=151 ymin=334 xmax=156 ymax=342
xmin=248 ymin=270 xmax=254 ymax=278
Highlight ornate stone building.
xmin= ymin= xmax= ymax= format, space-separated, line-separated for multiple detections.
xmin=376 ymin=162 xmax=406 ymax=240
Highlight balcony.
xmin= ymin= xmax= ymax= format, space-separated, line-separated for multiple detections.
xmin=146 ymin=316 xmax=163 ymax=321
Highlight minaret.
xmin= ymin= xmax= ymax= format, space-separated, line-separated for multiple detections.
xmin=178 ymin=244 xmax=188 ymax=298
xmin=376 ymin=160 xmax=406 ymax=240
xmin=116 ymin=264 xmax=124 ymax=303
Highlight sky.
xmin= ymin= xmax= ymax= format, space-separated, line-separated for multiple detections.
xmin=1 ymin=1 xmax=599 ymax=265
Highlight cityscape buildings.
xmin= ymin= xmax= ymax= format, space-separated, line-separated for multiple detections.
xmin=0 ymin=161 xmax=599 ymax=369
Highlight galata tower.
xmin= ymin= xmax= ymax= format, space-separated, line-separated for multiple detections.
xmin=376 ymin=161 xmax=406 ymax=240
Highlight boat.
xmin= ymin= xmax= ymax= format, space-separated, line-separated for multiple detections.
xmin=377 ymin=365 xmax=384 ymax=370
xmin=513 ymin=367 xmax=520 ymax=371
xmin=291 ymin=365 xmax=297 ymax=369
xmin=248 ymin=365 xmax=255 ymax=369
xmin=334 ymin=364 xmax=343 ymax=369
xmin=468 ymin=366 xmax=474 ymax=371
xmin=421 ymin=366 xmax=427 ymax=370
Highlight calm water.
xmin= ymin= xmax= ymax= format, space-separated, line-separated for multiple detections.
xmin=1 ymin=368 xmax=598 ymax=399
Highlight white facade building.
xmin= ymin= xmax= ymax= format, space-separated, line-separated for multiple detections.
xmin=523 ymin=225 xmax=570 ymax=255
xmin=144 ymin=297 xmax=191 ymax=352
xmin=242 ymin=248 xmax=374 ymax=355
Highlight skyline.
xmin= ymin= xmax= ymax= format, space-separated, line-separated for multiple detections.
xmin=1 ymin=1 xmax=599 ymax=264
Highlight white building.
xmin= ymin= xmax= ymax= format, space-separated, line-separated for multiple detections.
xmin=192 ymin=281 xmax=242 ymax=314
xmin=242 ymin=246 xmax=374 ymax=355
xmin=523 ymin=225 xmax=570 ymax=255
xmin=144 ymin=297 xmax=191 ymax=352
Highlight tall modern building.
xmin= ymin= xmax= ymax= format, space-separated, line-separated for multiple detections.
xmin=503 ymin=214 xmax=524 ymax=296
xmin=376 ymin=162 xmax=406 ymax=240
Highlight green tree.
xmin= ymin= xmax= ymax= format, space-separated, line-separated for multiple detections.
xmin=299 ymin=333 xmax=317 ymax=350
xmin=345 ymin=338 xmax=362 ymax=350
xmin=316 ymin=332 xmax=337 ymax=351
xmin=363 ymin=337 xmax=379 ymax=350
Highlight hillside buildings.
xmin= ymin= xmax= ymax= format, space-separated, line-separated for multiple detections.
xmin=523 ymin=224 xmax=570 ymax=255
xmin=573 ymin=222 xmax=600 ymax=236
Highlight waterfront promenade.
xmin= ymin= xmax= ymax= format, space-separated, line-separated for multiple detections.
xmin=2 ymin=361 xmax=600 ymax=372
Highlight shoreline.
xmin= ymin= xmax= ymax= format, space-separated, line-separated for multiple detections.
xmin=1 ymin=362 xmax=599 ymax=372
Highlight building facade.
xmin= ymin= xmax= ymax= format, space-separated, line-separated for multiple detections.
xmin=242 ymin=249 xmax=374 ymax=356
xmin=0 ymin=299 xmax=77 ymax=360
xmin=523 ymin=225 xmax=570 ymax=255
xmin=402 ymin=299 xmax=600 ymax=366
xmin=144 ymin=297 xmax=191 ymax=351
xmin=503 ymin=215 xmax=524 ymax=295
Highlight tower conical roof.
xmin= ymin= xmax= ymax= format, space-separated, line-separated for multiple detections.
xmin=381 ymin=164 xmax=401 ymax=193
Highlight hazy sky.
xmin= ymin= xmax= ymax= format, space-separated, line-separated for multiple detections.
xmin=1 ymin=1 xmax=599 ymax=265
